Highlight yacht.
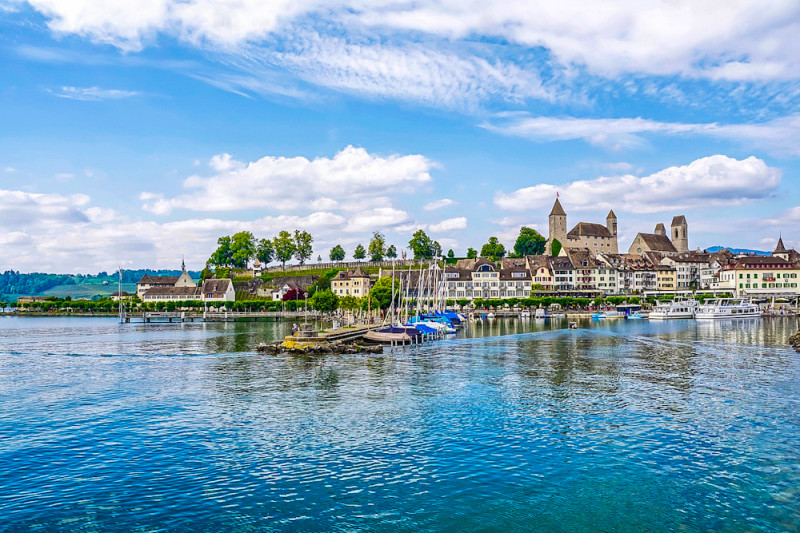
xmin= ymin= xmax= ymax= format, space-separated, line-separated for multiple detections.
xmin=649 ymin=299 xmax=698 ymax=320
xmin=695 ymin=298 xmax=762 ymax=320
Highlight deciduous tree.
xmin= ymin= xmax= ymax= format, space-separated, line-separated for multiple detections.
xmin=386 ymin=245 xmax=397 ymax=259
xmin=256 ymin=238 xmax=274 ymax=266
xmin=513 ymin=227 xmax=546 ymax=257
xmin=230 ymin=231 xmax=256 ymax=269
xmin=353 ymin=244 xmax=366 ymax=261
xmin=480 ymin=237 xmax=506 ymax=260
xmin=466 ymin=247 xmax=478 ymax=259
xmin=368 ymin=231 xmax=386 ymax=262
xmin=408 ymin=229 xmax=436 ymax=259
xmin=293 ymin=230 xmax=314 ymax=265
xmin=329 ymin=244 xmax=346 ymax=261
xmin=274 ymin=231 xmax=296 ymax=268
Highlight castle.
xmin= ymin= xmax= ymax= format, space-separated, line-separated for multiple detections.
xmin=544 ymin=197 xmax=688 ymax=256
xmin=545 ymin=197 xmax=618 ymax=255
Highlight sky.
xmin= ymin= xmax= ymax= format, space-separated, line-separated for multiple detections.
xmin=1 ymin=0 xmax=800 ymax=273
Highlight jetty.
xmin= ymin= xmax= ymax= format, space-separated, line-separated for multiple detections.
xmin=257 ymin=323 xmax=385 ymax=355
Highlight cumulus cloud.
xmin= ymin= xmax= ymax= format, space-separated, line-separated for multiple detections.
xmin=423 ymin=198 xmax=455 ymax=211
xmin=494 ymin=155 xmax=781 ymax=214
xmin=428 ymin=217 xmax=467 ymax=233
xmin=483 ymin=113 xmax=800 ymax=155
xmin=344 ymin=207 xmax=410 ymax=233
xmin=50 ymin=86 xmax=141 ymax=101
xmin=141 ymin=145 xmax=434 ymax=214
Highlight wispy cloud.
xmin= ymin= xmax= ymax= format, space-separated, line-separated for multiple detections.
xmin=423 ymin=198 xmax=455 ymax=211
xmin=482 ymin=113 xmax=800 ymax=155
xmin=50 ymin=86 xmax=141 ymax=101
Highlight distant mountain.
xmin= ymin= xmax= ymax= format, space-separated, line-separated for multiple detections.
xmin=705 ymin=246 xmax=771 ymax=256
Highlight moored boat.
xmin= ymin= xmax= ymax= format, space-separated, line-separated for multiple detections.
xmin=695 ymin=298 xmax=761 ymax=320
xmin=649 ymin=298 xmax=698 ymax=320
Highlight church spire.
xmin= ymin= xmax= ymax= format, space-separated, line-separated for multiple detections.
xmin=181 ymin=255 xmax=186 ymax=273
xmin=775 ymin=235 xmax=787 ymax=253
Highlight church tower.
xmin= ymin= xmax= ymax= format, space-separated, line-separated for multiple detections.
xmin=547 ymin=197 xmax=567 ymax=255
xmin=671 ymin=216 xmax=688 ymax=252
xmin=606 ymin=210 xmax=617 ymax=237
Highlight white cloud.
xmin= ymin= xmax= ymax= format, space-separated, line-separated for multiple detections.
xmin=3 ymin=166 xmax=16 ymax=173
xmin=344 ymin=207 xmax=410 ymax=233
xmin=142 ymin=145 xmax=434 ymax=214
xmin=428 ymin=216 xmax=467 ymax=233
xmin=494 ymin=155 xmax=781 ymax=214
xmin=483 ymin=113 xmax=800 ymax=155
xmin=268 ymin=33 xmax=553 ymax=110
xmin=50 ymin=86 xmax=141 ymax=101
xmin=423 ymin=198 xmax=455 ymax=211
xmin=24 ymin=1 xmax=800 ymax=82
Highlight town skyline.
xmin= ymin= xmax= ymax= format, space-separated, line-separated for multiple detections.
xmin=1 ymin=2 xmax=799 ymax=273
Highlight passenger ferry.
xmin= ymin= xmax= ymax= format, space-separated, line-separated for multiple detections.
xmin=695 ymin=298 xmax=762 ymax=320
xmin=649 ymin=299 xmax=698 ymax=320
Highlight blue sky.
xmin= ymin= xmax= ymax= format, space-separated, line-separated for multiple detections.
xmin=1 ymin=0 xmax=799 ymax=273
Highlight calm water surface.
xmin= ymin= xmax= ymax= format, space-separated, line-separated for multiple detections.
xmin=1 ymin=316 xmax=799 ymax=532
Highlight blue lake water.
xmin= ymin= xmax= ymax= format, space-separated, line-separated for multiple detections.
xmin=1 ymin=316 xmax=799 ymax=531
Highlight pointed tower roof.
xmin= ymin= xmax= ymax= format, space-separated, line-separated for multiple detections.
xmin=181 ymin=255 xmax=186 ymax=273
xmin=774 ymin=237 xmax=787 ymax=253
xmin=549 ymin=197 xmax=566 ymax=216
xmin=607 ymin=209 xmax=616 ymax=219
xmin=671 ymin=215 xmax=687 ymax=226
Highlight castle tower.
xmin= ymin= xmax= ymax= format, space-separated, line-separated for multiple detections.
xmin=773 ymin=236 xmax=789 ymax=261
xmin=606 ymin=209 xmax=617 ymax=236
xmin=671 ymin=216 xmax=688 ymax=252
xmin=547 ymin=197 xmax=567 ymax=255
xmin=654 ymin=223 xmax=666 ymax=236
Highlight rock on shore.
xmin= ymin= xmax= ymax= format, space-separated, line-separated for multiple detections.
xmin=789 ymin=330 xmax=800 ymax=352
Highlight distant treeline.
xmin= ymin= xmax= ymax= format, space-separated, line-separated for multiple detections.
xmin=0 ymin=269 xmax=201 ymax=296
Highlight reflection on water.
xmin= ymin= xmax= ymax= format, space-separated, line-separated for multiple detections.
xmin=0 ymin=316 xmax=799 ymax=531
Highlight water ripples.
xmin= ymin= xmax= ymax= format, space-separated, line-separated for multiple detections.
xmin=0 ymin=317 xmax=799 ymax=531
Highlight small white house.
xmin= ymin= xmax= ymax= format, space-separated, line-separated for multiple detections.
xmin=202 ymin=279 xmax=235 ymax=302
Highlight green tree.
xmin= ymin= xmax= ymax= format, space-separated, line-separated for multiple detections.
xmin=293 ymin=229 xmax=314 ymax=265
xmin=447 ymin=249 xmax=455 ymax=259
xmin=230 ymin=231 xmax=256 ymax=268
xmin=339 ymin=295 xmax=361 ymax=312
xmin=386 ymin=244 xmax=397 ymax=259
xmin=432 ymin=241 xmax=442 ymax=258
xmin=256 ymin=238 xmax=274 ymax=266
xmin=353 ymin=244 xmax=366 ymax=261
xmin=513 ymin=227 xmax=546 ymax=257
xmin=466 ymin=247 xmax=478 ymax=259
xmin=330 ymin=244 xmax=346 ymax=261
xmin=367 ymin=277 xmax=400 ymax=310
xmin=310 ymin=289 xmax=339 ymax=312
xmin=550 ymin=238 xmax=562 ymax=257
xmin=209 ymin=235 xmax=233 ymax=267
xmin=273 ymin=231 xmax=296 ymax=268
xmin=368 ymin=231 xmax=386 ymax=262
xmin=480 ymin=237 xmax=506 ymax=260
xmin=408 ymin=229 xmax=435 ymax=259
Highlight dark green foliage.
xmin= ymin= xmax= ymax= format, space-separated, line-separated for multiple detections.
xmin=330 ymin=244 xmax=346 ymax=261
xmin=480 ymin=237 xmax=506 ymax=260
xmin=310 ymin=289 xmax=339 ymax=312
xmin=466 ymin=247 xmax=478 ymax=259
xmin=513 ymin=227 xmax=546 ymax=256
xmin=353 ymin=244 xmax=366 ymax=260
xmin=368 ymin=232 xmax=386 ymax=262
xmin=550 ymin=238 xmax=562 ymax=257
xmin=408 ymin=230 xmax=438 ymax=259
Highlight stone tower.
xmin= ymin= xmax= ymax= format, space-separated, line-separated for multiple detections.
xmin=547 ymin=197 xmax=567 ymax=254
xmin=671 ymin=215 xmax=688 ymax=252
xmin=606 ymin=209 xmax=617 ymax=237
xmin=654 ymin=223 xmax=666 ymax=236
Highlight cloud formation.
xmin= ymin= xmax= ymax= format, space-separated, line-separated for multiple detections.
xmin=141 ymin=145 xmax=434 ymax=214
xmin=50 ymin=86 xmax=141 ymax=101
xmin=483 ymin=113 xmax=800 ymax=155
xmin=494 ymin=155 xmax=781 ymax=214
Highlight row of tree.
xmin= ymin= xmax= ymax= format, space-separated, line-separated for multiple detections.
xmin=206 ymin=226 xmax=549 ymax=272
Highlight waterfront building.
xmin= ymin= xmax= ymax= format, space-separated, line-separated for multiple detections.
xmin=545 ymin=198 xmax=618 ymax=255
xmin=272 ymin=280 xmax=304 ymax=301
xmin=713 ymin=255 xmax=800 ymax=297
xmin=330 ymin=267 xmax=371 ymax=297
xmin=201 ymin=279 xmax=235 ymax=302
xmin=656 ymin=266 xmax=677 ymax=292
xmin=525 ymin=255 xmax=554 ymax=291
xmin=136 ymin=259 xmax=197 ymax=298
xmin=660 ymin=251 xmax=709 ymax=289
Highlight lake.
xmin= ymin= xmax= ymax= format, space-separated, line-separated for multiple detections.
xmin=1 ymin=316 xmax=798 ymax=531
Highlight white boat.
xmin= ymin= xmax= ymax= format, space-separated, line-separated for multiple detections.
xmin=649 ymin=299 xmax=698 ymax=320
xmin=695 ymin=298 xmax=762 ymax=320
xmin=534 ymin=308 xmax=546 ymax=319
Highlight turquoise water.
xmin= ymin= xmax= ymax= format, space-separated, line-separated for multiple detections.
xmin=1 ymin=317 xmax=799 ymax=531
